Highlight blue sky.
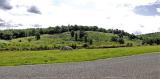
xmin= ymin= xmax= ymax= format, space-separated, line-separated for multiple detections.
xmin=0 ymin=0 xmax=160 ymax=34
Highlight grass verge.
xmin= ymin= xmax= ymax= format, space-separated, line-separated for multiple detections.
xmin=0 ymin=45 xmax=160 ymax=66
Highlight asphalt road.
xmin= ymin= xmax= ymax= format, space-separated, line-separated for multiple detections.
xmin=0 ymin=53 xmax=160 ymax=79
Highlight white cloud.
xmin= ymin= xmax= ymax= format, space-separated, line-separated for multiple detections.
xmin=0 ymin=0 xmax=160 ymax=34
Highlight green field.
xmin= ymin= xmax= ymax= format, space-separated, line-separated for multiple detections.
xmin=0 ymin=45 xmax=160 ymax=66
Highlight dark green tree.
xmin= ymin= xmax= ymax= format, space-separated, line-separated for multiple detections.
xmin=89 ymin=39 xmax=93 ymax=45
xmin=118 ymin=33 xmax=123 ymax=38
xmin=35 ymin=32 xmax=41 ymax=40
xmin=84 ymin=35 xmax=88 ymax=43
xmin=79 ymin=30 xmax=85 ymax=39
xmin=129 ymin=34 xmax=137 ymax=40
xmin=75 ymin=32 xmax=78 ymax=41
xmin=111 ymin=36 xmax=118 ymax=42
xmin=71 ymin=30 xmax=75 ymax=37
xmin=118 ymin=38 xmax=125 ymax=44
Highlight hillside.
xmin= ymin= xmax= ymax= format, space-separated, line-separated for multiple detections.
xmin=137 ymin=32 xmax=160 ymax=45
xmin=0 ymin=31 xmax=142 ymax=51
xmin=139 ymin=32 xmax=160 ymax=39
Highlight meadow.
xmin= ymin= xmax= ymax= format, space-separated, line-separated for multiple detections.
xmin=0 ymin=45 xmax=159 ymax=66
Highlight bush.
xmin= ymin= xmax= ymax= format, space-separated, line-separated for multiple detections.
xmin=89 ymin=39 xmax=93 ymax=45
xmin=111 ymin=36 xmax=118 ymax=42
xmin=70 ymin=44 xmax=77 ymax=49
xmin=82 ymin=43 xmax=89 ymax=48
xmin=126 ymin=43 xmax=133 ymax=47
xmin=28 ymin=38 xmax=32 ymax=42
xmin=19 ymin=40 xmax=22 ymax=42
xmin=118 ymin=38 xmax=125 ymax=44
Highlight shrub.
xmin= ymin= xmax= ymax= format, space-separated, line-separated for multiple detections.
xmin=28 ymin=38 xmax=32 ymax=42
xmin=89 ymin=39 xmax=93 ymax=45
xmin=126 ymin=43 xmax=133 ymax=47
xmin=70 ymin=44 xmax=77 ymax=49
xmin=111 ymin=36 xmax=118 ymax=42
xmin=19 ymin=40 xmax=22 ymax=42
xmin=84 ymin=35 xmax=88 ymax=43
xmin=118 ymin=38 xmax=125 ymax=44
xmin=82 ymin=43 xmax=89 ymax=48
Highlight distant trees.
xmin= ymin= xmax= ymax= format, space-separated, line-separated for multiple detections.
xmin=0 ymin=31 xmax=13 ymax=40
xmin=107 ymin=29 xmax=129 ymax=36
xmin=142 ymin=38 xmax=160 ymax=45
xmin=128 ymin=34 xmax=137 ymax=40
xmin=0 ymin=25 xmax=134 ymax=40
xmin=70 ymin=30 xmax=93 ymax=46
xmin=111 ymin=36 xmax=125 ymax=44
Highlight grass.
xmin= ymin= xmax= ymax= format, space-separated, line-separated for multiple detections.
xmin=0 ymin=45 xmax=160 ymax=66
xmin=139 ymin=32 xmax=160 ymax=39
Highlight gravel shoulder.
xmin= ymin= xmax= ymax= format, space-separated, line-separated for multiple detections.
xmin=0 ymin=53 xmax=160 ymax=79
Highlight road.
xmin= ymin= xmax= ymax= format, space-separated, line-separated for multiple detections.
xmin=0 ymin=53 xmax=160 ymax=79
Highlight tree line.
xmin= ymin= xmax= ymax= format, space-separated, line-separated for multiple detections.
xmin=142 ymin=38 xmax=160 ymax=45
xmin=0 ymin=25 xmax=135 ymax=40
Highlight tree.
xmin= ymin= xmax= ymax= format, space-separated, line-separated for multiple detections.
xmin=91 ymin=26 xmax=98 ymax=31
xmin=129 ymin=34 xmax=137 ymax=40
xmin=75 ymin=32 xmax=78 ymax=41
xmin=89 ymin=39 xmax=93 ymax=45
xmin=35 ymin=32 xmax=41 ymax=40
xmin=79 ymin=30 xmax=85 ymax=39
xmin=118 ymin=34 xmax=123 ymax=38
xmin=3 ymin=31 xmax=13 ymax=40
xmin=126 ymin=43 xmax=133 ymax=47
xmin=28 ymin=38 xmax=32 ymax=42
xmin=84 ymin=35 xmax=88 ymax=43
xmin=71 ymin=44 xmax=77 ymax=49
xmin=111 ymin=36 xmax=118 ymax=42
xmin=71 ymin=30 xmax=75 ymax=37
xmin=118 ymin=38 xmax=125 ymax=44
xmin=82 ymin=43 xmax=89 ymax=48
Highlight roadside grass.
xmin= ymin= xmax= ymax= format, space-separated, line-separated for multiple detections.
xmin=0 ymin=45 xmax=160 ymax=66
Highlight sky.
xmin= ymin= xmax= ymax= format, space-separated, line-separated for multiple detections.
xmin=0 ymin=0 xmax=160 ymax=34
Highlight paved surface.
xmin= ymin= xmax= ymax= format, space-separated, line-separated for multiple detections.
xmin=0 ymin=53 xmax=160 ymax=79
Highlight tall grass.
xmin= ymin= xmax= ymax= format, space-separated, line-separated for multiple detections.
xmin=0 ymin=46 xmax=159 ymax=66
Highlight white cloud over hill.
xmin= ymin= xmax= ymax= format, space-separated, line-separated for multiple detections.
xmin=0 ymin=0 xmax=160 ymax=34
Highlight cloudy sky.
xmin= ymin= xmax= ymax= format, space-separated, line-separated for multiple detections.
xmin=0 ymin=0 xmax=160 ymax=34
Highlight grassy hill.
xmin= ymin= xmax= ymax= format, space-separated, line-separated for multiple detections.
xmin=138 ymin=32 xmax=160 ymax=45
xmin=139 ymin=32 xmax=160 ymax=39
xmin=0 ymin=31 xmax=142 ymax=51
